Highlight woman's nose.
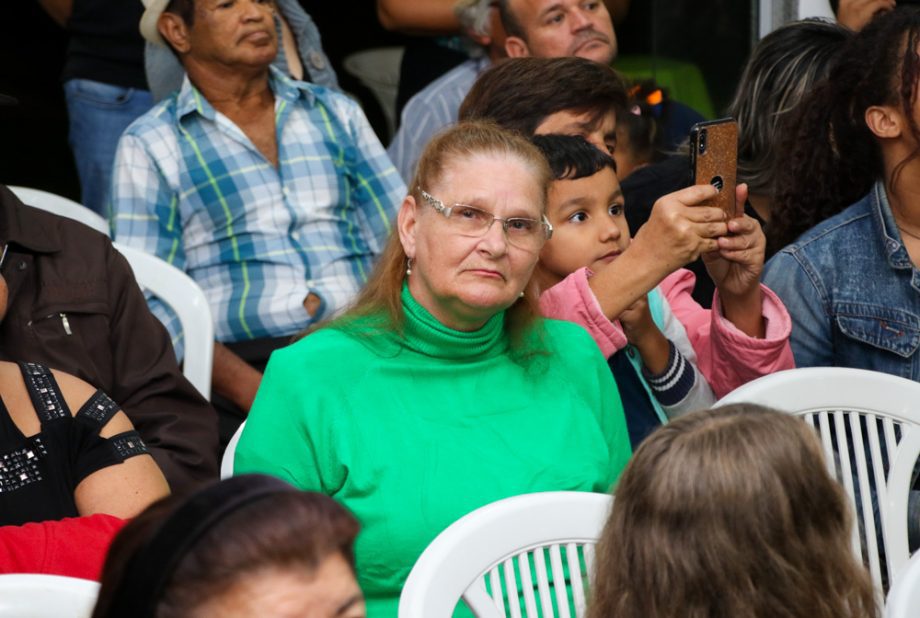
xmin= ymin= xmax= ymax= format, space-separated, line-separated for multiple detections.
xmin=478 ymin=219 xmax=510 ymax=254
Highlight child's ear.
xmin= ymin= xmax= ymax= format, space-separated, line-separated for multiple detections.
xmin=865 ymin=104 xmax=902 ymax=140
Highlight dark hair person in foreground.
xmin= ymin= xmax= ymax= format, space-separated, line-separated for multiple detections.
xmin=92 ymin=474 xmax=363 ymax=618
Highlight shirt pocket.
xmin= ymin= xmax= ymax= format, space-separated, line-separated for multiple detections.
xmin=28 ymin=301 xmax=114 ymax=389
xmin=834 ymin=303 xmax=920 ymax=377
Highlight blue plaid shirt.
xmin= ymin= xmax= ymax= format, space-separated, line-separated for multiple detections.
xmin=111 ymin=68 xmax=405 ymax=354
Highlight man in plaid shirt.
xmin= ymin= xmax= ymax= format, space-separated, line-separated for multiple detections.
xmin=111 ymin=0 xmax=405 ymax=441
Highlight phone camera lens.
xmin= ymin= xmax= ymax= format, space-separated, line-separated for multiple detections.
xmin=698 ymin=129 xmax=708 ymax=154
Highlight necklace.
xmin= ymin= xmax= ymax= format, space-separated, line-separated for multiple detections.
xmin=897 ymin=224 xmax=920 ymax=242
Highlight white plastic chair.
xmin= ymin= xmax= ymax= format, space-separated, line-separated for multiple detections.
xmin=399 ymin=491 xmax=613 ymax=618
xmin=0 ymin=574 xmax=100 ymax=617
xmin=717 ymin=367 xmax=920 ymax=591
xmin=221 ymin=419 xmax=247 ymax=479
xmin=9 ymin=186 xmax=109 ymax=237
xmin=113 ymin=243 xmax=214 ymax=400
xmin=886 ymin=548 xmax=920 ymax=618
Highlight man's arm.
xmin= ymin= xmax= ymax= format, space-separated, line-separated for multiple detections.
xmin=341 ymin=96 xmax=408 ymax=252
xmin=111 ymin=128 xmax=190 ymax=348
xmin=211 ymin=342 xmax=263 ymax=413
xmin=108 ymin=126 xmax=219 ymax=494
xmin=376 ymin=0 xmax=460 ymax=34
xmin=36 ymin=0 xmax=71 ymax=26
xmin=835 ymin=0 xmax=894 ymax=31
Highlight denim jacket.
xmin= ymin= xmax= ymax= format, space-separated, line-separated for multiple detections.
xmin=763 ymin=182 xmax=920 ymax=379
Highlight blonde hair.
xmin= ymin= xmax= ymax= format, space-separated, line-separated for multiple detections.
xmin=323 ymin=121 xmax=552 ymax=361
xmin=589 ymin=404 xmax=879 ymax=618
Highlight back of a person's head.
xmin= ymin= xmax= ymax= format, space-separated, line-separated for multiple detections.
xmin=727 ymin=18 xmax=850 ymax=196
xmin=458 ymin=57 xmax=627 ymax=136
xmin=92 ymin=475 xmax=360 ymax=618
xmin=769 ymin=7 xmax=920 ymax=251
xmin=588 ymin=404 xmax=878 ymax=618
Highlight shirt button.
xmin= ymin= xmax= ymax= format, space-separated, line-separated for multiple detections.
xmin=309 ymin=51 xmax=326 ymax=71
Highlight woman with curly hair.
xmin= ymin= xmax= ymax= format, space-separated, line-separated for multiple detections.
xmin=764 ymin=7 xmax=920 ymax=378
xmin=588 ymin=404 xmax=878 ymax=618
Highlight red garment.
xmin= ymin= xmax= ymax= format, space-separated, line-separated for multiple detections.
xmin=0 ymin=514 xmax=127 ymax=580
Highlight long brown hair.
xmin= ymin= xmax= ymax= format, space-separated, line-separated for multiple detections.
xmin=589 ymin=404 xmax=878 ymax=618
xmin=322 ymin=121 xmax=552 ymax=361
xmin=769 ymin=7 xmax=920 ymax=252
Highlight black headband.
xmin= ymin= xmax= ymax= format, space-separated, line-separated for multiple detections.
xmin=102 ymin=474 xmax=298 ymax=618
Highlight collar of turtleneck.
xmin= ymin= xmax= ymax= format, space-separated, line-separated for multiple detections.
xmin=399 ymin=282 xmax=508 ymax=360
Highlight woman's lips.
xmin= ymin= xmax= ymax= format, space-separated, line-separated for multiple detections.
xmin=467 ymin=268 xmax=504 ymax=279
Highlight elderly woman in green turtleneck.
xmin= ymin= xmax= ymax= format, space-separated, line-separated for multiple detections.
xmin=235 ymin=121 xmax=631 ymax=617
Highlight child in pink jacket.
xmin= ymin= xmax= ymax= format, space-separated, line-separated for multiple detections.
xmin=532 ymin=135 xmax=793 ymax=447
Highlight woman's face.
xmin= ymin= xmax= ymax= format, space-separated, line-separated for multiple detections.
xmin=192 ymin=552 xmax=365 ymax=618
xmin=399 ymin=152 xmax=545 ymax=331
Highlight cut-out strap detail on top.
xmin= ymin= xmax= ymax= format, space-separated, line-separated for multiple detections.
xmin=17 ymin=362 xmax=68 ymax=423
xmin=76 ymin=390 xmax=120 ymax=427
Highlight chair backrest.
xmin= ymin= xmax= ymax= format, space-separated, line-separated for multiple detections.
xmin=886 ymin=548 xmax=920 ymax=618
xmin=221 ymin=419 xmax=247 ymax=479
xmin=717 ymin=367 xmax=920 ymax=591
xmin=0 ymin=574 xmax=100 ymax=617
xmin=9 ymin=186 xmax=109 ymax=237
xmin=113 ymin=243 xmax=214 ymax=400
xmin=341 ymin=47 xmax=405 ymax=141
xmin=399 ymin=491 xmax=613 ymax=618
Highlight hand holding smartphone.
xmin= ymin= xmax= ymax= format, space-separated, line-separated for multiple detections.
xmin=689 ymin=118 xmax=739 ymax=218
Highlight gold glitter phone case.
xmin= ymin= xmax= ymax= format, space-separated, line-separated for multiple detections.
xmin=689 ymin=118 xmax=739 ymax=217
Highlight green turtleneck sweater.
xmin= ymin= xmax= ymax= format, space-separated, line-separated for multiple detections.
xmin=235 ymin=285 xmax=630 ymax=617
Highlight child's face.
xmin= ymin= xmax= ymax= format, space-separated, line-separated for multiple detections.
xmin=538 ymin=166 xmax=630 ymax=287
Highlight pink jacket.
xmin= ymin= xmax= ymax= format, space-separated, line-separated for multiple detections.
xmin=539 ymin=268 xmax=795 ymax=399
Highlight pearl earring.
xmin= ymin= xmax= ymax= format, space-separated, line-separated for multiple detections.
xmin=519 ymin=291 xmax=525 ymax=298
xmin=406 ymin=257 xmax=413 ymax=276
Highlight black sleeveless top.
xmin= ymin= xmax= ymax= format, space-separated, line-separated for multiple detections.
xmin=0 ymin=362 xmax=150 ymax=526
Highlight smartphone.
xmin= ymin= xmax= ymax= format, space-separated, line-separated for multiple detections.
xmin=689 ymin=118 xmax=739 ymax=218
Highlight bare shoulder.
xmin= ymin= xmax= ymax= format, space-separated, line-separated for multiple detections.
xmin=48 ymin=368 xmax=98 ymax=417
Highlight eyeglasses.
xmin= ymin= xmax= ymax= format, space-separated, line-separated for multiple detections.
xmin=419 ymin=189 xmax=553 ymax=252
xmin=0 ymin=244 xmax=7 ymax=273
